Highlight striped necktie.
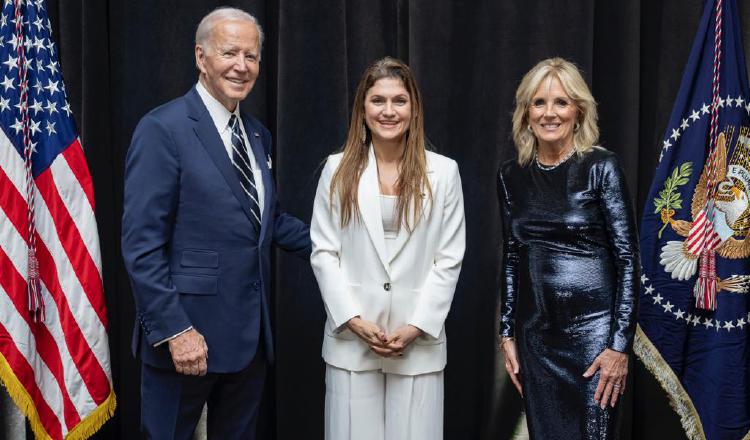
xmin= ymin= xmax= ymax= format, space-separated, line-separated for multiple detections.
xmin=229 ymin=114 xmax=262 ymax=231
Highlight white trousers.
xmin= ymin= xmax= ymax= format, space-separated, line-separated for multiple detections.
xmin=324 ymin=364 xmax=444 ymax=440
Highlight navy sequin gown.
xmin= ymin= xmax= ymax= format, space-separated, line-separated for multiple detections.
xmin=497 ymin=147 xmax=639 ymax=440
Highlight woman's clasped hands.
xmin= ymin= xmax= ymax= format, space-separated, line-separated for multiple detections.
xmin=346 ymin=316 xmax=423 ymax=357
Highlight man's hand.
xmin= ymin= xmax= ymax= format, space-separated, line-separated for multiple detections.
xmin=168 ymin=329 xmax=208 ymax=376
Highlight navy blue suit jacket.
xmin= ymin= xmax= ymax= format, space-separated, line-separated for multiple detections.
xmin=122 ymin=87 xmax=310 ymax=373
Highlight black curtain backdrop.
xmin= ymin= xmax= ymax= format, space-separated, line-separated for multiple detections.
xmin=38 ymin=1 xmax=750 ymax=439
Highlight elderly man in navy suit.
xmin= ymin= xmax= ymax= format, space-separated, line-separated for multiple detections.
xmin=122 ymin=7 xmax=310 ymax=439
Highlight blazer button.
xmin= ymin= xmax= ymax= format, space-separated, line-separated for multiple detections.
xmin=383 ymin=283 xmax=391 ymax=291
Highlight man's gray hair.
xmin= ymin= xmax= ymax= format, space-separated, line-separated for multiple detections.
xmin=195 ymin=7 xmax=265 ymax=53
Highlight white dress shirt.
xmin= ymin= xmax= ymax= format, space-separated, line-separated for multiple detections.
xmin=196 ymin=80 xmax=265 ymax=216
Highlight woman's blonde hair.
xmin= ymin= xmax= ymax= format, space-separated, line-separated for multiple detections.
xmin=511 ymin=57 xmax=599 ymax=166
xmin=330 ymin=57 xmax=432 ymax=231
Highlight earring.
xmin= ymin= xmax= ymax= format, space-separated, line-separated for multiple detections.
xmin=574 ymin=122 xmax=580 ymax=132
xmin=361 ymin=122 xmax=367 ymax=144
xmin=527 ymin=125 xmax=533 ymax=133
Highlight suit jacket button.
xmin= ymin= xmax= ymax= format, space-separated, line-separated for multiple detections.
xmin=383 ymin=283 xmax=391 ymax=291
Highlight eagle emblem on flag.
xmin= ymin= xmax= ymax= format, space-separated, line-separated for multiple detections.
xmin=658 ymin=129 xmax=750 ymax=302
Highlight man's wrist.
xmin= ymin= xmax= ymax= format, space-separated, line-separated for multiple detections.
xmin=154 ymin=326 xmax=194 ymax=347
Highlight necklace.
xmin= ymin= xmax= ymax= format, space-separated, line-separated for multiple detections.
xmin=534 ymin=148 xmax=575 ymax=171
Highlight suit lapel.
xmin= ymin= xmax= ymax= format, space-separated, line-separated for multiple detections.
xmin=388 ymin=216 xmax=411 ymax=264
xmin=359 ymin=145 xmax=391 ymax=275
xmin=387 ymin=166 xmax=433 ymax=263
xmin=187 ymin=89 xmax=255 ymax=223
xmin=242 ymin=115 xmax=273 ymax=242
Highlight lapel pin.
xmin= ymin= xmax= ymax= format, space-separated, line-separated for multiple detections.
xmin=267 ymin=154 xmax=273 ymax=170
xmin=253 ymin=132 xmax=260 ymax=137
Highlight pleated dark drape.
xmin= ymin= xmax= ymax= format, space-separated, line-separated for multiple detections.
xmin=31 ymin=0 xmax=750 ymax=439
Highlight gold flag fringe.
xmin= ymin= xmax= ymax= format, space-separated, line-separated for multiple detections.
xmin=635 ymin=326 xmax=705 ymax=440
xmin=0 ymin=352 xmax=116 ymax=440
xmin=636 ymin=326 xmax=750 ymax=440
xmin=65 ymin=390 xmax=116 ymax=440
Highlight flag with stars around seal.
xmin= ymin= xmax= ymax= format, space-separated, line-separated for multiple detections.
xmin=637 ymin=1 xmax=750 ymax=439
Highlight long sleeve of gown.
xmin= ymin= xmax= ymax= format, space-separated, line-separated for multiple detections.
xmin=598 ymin=155 xmax=640 ymax=353
xmin=497 ymin=168 xmax=520 ymax=338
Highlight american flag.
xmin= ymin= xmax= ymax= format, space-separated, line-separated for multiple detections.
xmin=0 ymin=0 xmax=115 ymax=439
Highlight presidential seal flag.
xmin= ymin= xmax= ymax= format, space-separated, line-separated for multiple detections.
xmin=0 ymin=0 xmax=115 ymax=439
xmin=636 ymin=0 xmax=750 ymax=439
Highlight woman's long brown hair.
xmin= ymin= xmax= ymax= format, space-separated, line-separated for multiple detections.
xmin=330 ymin=57 xmax=432 ymax=231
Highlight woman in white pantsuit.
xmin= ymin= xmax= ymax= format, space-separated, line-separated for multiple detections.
xmin=311 ymin=57 xmax=465 ymax=440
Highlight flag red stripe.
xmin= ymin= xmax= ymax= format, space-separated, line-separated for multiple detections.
xmin=61 ymin=140 xmax=95 ymax=212
xmin=0 ymin=246 xmax=82 ymax=429
xmin=34 ymin=242 xmax=112 ymax=405
xmin=35 ymin=169 xmax=108 ymax=327
xmin=687 ymin=213 xmax=709 ymax=252
xmin=0 ymin=167 xmax=111 ymax=405
xmin=0 ymin=165 xmax=26 ymax=241
xmin=0 ymin=320 xmax=62 ymax=440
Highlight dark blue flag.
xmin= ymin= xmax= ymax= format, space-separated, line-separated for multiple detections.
xmin=637 ymin=0 xmax=750 ymax=439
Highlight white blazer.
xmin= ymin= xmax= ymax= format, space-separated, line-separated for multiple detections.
xmin=311 ymin=146 xmax=465 ymax=375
